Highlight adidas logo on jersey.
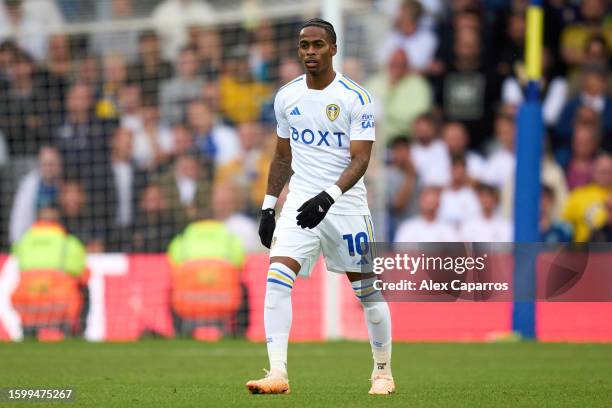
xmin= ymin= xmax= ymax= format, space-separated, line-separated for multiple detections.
xmin=290 ymin=107 xmax=301 ymax=115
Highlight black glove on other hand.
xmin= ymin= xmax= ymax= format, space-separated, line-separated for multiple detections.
xmin=259 ymin=208 xmax=276 ymax=248
xmin=296 ymin=191 xmax=335 ymax=229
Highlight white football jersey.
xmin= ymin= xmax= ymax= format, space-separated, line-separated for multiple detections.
xmin=274 ymin=73 xmax=376 ymax=215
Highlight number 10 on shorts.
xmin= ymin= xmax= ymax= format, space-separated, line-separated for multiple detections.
xmin=343 ymin=233 xmax=370 ymax=257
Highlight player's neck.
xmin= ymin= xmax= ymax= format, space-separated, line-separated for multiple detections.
xmin=306 ymin=70 xmax=336 ymax=90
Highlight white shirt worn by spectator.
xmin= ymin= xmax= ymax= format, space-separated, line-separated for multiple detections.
xmin=151 ymin=0 xmax=215 ymax=60
xmin=481 ymin=147 xmax=515 ymax=188
xmin=378 ymin=28 xmax=438 ymax=71
xmin=459 ymin=215 xmax=513 ymax=242
xmin=224 ymin=213 xmax=262 ymax=253
xmin=121 ymin=116 xmax=174 ymax=169
xmin=9 ymin=170 xmax=40 ymax=242
xmin=0 ymin=0 xmax=64 ymax=61
xmin=502 ymin=77 xmax=568 ymax=126
xmin=176 ymin=176 xmax=197 ymax=205
xmin=438 ymin=186 xmax=482 ymax=227
xmin=464 ymin=151 xmax=486 ymax=179
xmin=410 ymin=139 xmax=451 ymax=187
xmin=394 ymin=216 xmax=458 ymax=242
xmin=112 ymin=161 xmax=133 ymax=227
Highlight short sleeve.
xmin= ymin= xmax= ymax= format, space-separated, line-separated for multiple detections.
xmin=274 ymin=92 xmax=290 ymax=139
xmin=349 ymin=99 xmax=376 ymax=141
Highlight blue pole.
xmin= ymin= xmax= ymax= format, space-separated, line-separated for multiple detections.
xmin=512 ymin=0 xmax=544 ymax=339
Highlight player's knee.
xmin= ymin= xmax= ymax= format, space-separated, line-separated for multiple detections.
xmin=264 ymin=280 xmax=294 ymax=309
xmin=264 ymin=283 xmax=291 ymax=309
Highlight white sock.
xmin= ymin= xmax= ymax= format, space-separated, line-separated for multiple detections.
xmin=264 ymin=262 xmax=296 ymax=374
xmin=352 ymin=277 xmax=392 ymax=377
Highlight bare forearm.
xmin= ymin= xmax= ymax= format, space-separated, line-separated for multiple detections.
xmin=335 ymin=154 xmax=370 ymax=193
xmin=266 ymin=154 xmax=292 ymax=197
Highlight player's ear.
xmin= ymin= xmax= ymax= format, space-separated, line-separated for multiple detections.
xmin=330 ymin=43 xmax=337 ymax=57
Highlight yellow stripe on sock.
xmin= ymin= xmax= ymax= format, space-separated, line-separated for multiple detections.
xmin=268 ymin=272 xmax=294 ymax=287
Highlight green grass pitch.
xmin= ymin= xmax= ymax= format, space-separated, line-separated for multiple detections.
xmin=0 ymin=340 xmax=611 ymax=407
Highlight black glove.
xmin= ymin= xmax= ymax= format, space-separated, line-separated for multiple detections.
xmin=259 ymin=208 xmax=276 ymax=248
xmin=296 ymin=191 xmax=335 ymax=229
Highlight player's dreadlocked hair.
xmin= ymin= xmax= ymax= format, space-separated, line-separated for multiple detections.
xmin=300 ymin=18 xmax=337 ymax=44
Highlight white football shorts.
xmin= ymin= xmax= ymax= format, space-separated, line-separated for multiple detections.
xmin=270 ymin=206 xmax=376 ymax=276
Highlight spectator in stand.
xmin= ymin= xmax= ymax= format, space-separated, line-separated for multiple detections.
xmin=581 ymin=34 xmax=611 ymax=68
xmin=95 ymin=54 xmax=128 ymax=120
xmin=378 ymin=0 xmax=438 ymax=72
xmin=563 ymin=153 xmax=612 ymax=242
xmin=0 ymin=40 xmax=17 ymax=92
xmin=0 ymin=0 xmax=64 ymax=62
xmin=159 ymin=152 xmax=213 ymax=230
xmin=438 ymin=155 xmax=481 ymax=228
xmin=187 ymin=100 xmax=240 ymax=167
xmin=216 ymin=121 xmax=273 ymax=214
xmin=560 ymin=0 xmax=611 ymax=67
xmin=540 ymin=185 xmax=573 ymax=243
xmin=441 ymin=121 xmax=484 ymax=181
xmin=170 ymin=123 xmax=195 ymax=158
xmin=90 ymin=0 xmax=139 ymax=62
xmin=123 ymin=94 xmax=174 ymax=171
xmin=54 ymin=82 xmax=116 ymax=200
xmin=58 ymin=178 xmax=104 ymax=252
xmin=118 ymin=82 xmax=141 ymax=126
xmin=589 ymin=195 xmax=612 ymax=242
xmin=0 ymin=48 xmax=54 ymax=157
xmin=409 ymin=113 xmax=450 ymax=187
xmin=9 ymin=145 xmax=62 ymax=242
xmin=159 ymin=46 xmax=203 ymax=125
xmin=366 ymin=47 xmax=432 ymax=141
xmin=43 ymin=34 xmax=72 ymax=118
xmin=151 ymin=0 xmax=215 ymax=60
xmin=459 ymin=183 xmax=512 ymax=242
xmin=132 ymin=183 xmax=177 ymax=252
xmin=566 ymin=122 xmax=600 ymax=190
xmin=73 ymin=54 xmax=100 ymax=88
xmin=386 ymin=137 xmax=418 ymax=241
xmin=394 ymin=186 xmax=457 ymax=242
xmin=567 ymin=34 xmax=611 ymax=95
xmin=482 ymin=110 xmax=516 ymax=188
xmin=496 ymin=9 xmax=526 ymax=79
xmin=247 ymin=20 xmax=279 ymax=83
xmin=128 ymin=30 xmax=173 ymax=104
xmin=211 ymin=182 xmax=262 ymax=253
xmin=433 ymin=26 xmax=499 ymax=149
xmin=200 ymin=79 xmax=223 ymax=119
xmin=189 ymin=26 xmax=222 ymax=81
xmin=105 ymin=126 xmax=144 ymax=251
xmin=432 ymin=5 xmax=489 ymax=76
xmin=555 ymin=65 xmax=611 ymax=165
xmin=219 ymin=48 xmax=271 ymax=124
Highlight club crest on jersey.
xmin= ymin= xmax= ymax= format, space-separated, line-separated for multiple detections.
xmin=326 ymin=104 xmax=340 ymax=121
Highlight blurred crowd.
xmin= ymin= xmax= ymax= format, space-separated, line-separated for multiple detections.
xmin=0 ymin=0 xmax=610 ymax=253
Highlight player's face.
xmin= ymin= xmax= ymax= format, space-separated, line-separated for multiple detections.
xmin=298 ymin=26 xmax=337 ymax=75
